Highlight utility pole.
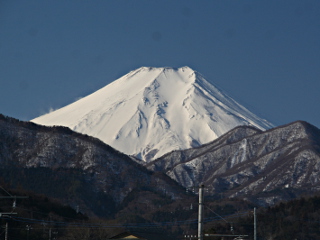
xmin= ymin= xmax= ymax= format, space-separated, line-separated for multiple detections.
xmin=0 ymin=195 xmax=28 ymax=240
xmin=5 ymin=222 xmax=8 ymax=240
xmin=0 ymin=187 xmax=28 ymax=240
xmin=254 ymin=207 xmax=257 ymax=240
xmin=26 ymin=225 xmax=32 ymax=240
xmin=198 ymin=184 xmax=204 ymax=240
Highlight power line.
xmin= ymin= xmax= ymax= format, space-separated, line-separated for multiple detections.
xmin=3 ymin=211 xmax=249 ymax=230
xmin=14 ymin=206 xmax=84 ymax=221
xmin=0 ymin=186 xmax=12 ymax=197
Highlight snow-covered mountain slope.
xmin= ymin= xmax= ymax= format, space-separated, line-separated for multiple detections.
xmin=32 ymin=66 xmax=273 ymax=162
xmin=147 ymin=121 xmax=320 ymax=206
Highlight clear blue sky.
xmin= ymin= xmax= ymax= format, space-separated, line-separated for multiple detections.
xmin=1 ymin=0 xmax=319 ymax=128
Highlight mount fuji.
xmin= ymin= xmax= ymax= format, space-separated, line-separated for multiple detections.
xmin=32 ymin=67 xmax=273 ymax=162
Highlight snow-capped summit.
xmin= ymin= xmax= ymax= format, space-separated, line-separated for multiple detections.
xmin=32 ymin=66 xmax=273 ymax=162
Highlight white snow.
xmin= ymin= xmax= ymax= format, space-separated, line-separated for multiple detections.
xmin=230 ymin=138 xmax=247 ymax=168
xmin=31 ymin=66 xmax=273 ymax=162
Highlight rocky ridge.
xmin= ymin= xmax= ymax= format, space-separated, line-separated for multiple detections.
xmin=147 ymin=121 xmax=320 ymax=205
xmin=0 ymin=114 xmax=186 ymax=216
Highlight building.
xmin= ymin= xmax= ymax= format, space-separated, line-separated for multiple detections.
xmin=108 ymin=230 xmax=173 ymax=240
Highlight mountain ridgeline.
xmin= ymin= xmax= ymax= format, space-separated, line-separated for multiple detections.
xmin=32 ymin=66 xmax=273 ymax=161
xmin=147 ymin=120 xmax=320 ymax=205
xmin=1 ymin=113 xmax=320 ymax=211
xmin=2 ymin=66 xmax=320 ymax=238
xmin=0 ymin=114 xmax=187 ymax=217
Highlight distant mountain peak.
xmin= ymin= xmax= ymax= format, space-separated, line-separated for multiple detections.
xmin=129 ymin=66 xmax=197 ymax=77
xmin=32 ymin=66 xmax=274 ymax=162
xmin=135 ymin=66 xmax=193 ymax=71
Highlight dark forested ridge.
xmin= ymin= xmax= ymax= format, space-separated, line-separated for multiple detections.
xmin=148 ymin=120 xmax=320 ymax=206
xmin=1 ymin=114 xmax=320 ymax=239
xmin=2 ymin=184 xmax=320 ymax=239
xmin=203 ymin=195 xmax=320 ymax=240
xmin=0 ymin=114 xmax=187 ymax=217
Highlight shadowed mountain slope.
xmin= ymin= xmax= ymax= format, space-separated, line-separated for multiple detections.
xmin=0 ymin=114 xmax=186 ymax=217
xmin=147 ymin=121 xmax=320 ymax=205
